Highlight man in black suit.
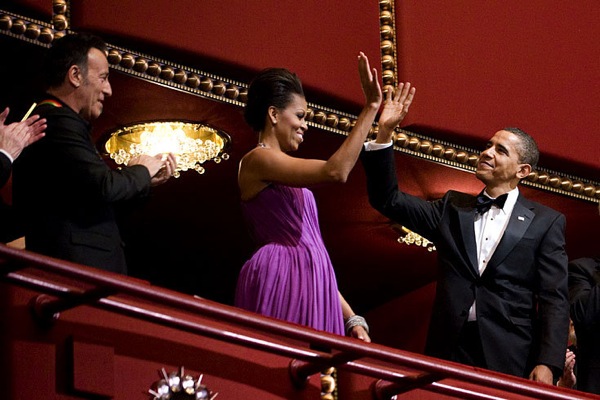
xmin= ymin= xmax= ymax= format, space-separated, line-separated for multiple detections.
xmin=361 ymin=88 xmax=569 ymax=384
xmin=13 ymin=33 xmax=176 ymax=274
xmin=568 ymin=204 xmax=600 ymax=394
xmin=0 ymin=107 xmax=46 ymax=242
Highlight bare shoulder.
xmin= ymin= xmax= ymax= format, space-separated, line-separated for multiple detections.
xmin=239 ymin=146 xmax=275 ymax=173
xmin=239 ymin=147 xmax=274 ymax=201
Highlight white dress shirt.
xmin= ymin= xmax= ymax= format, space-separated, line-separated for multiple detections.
xmin=468 ymin=187 xmax=519 ymax=321
xmin=364 ymin=140 xmax=393 ymax=152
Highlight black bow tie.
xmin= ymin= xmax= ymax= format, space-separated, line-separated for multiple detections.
xmin=475 ymin=192 xmax=508 ymax=214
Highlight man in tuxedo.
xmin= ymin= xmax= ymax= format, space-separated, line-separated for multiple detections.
xmin=568 ymin=203 xmax=600 ymax=394
xmin=0 ymin=107 xmax=46 ymax=242
xmin=361 ymin=88 xmax=569 ymax=384
xmin=13 ymin=33 xmax=176 ymax=274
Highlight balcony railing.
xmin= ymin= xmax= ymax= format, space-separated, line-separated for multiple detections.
xmin=1 ymin=243 xmax=596 ymax=400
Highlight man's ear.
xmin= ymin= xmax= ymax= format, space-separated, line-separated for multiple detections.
xmin=67 ymin=64 xmax=82 ymax=88
xmin=516 ymin=163 xmax=532 ymax=180
xmin=267 ymin=106 xmax=278 ymax=125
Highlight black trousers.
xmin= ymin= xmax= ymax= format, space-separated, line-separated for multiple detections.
xmin=453 ymin=321 xmax=487 ymax=368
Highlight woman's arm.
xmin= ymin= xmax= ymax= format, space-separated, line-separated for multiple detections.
xmin=339 ymin=291 xmax=371 ymax=342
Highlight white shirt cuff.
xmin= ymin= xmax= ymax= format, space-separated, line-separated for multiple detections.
xmin=363 ymin=140 xmax=393 ymax=151
xmin=0 ymin=149 xmax=13 ymax=164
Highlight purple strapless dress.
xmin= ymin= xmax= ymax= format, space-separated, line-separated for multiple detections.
xmin=235 ymin=184 xmax=344 ymax=335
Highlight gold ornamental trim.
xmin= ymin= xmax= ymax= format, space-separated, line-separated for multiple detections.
xmin=52 ymin=0 xmax=69 ymax=34
xmin=378 ymin=0 xmax=399 ymax=90
xmin=0 ymin=5 xmax=597 ymax=203
xmin=391 ymin=129 xmax=600 ymax=203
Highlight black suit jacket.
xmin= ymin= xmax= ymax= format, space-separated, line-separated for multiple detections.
xmin=569 ymin=257 xmax=600 ymax=394
xmin=0 ymin=151 xmax=11 ymax=188
xmin=0 ymin=151 xmax=23 ymax=242
xmin=13 ymin=96 xmax=152 ymax=274
xmin=362 ymin=146 xmax=569 ymax=378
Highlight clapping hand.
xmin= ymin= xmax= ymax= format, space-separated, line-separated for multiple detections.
xmin=151 ymin=153 xmax=177 ymax=186
xmin=557 ymin=349 xmax=576 ymax=388
xmin=0 ymin=107 xmax=46 ymax=159
xmin=129 ymin=152 xmax=177 ymax=186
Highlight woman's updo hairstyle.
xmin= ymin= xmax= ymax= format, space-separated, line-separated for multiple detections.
xmin=244 ymin=68 xmax=304 ymax=132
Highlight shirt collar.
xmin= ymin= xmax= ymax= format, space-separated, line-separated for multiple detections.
xmin=482 ymin=187 xmax=519 ymax=215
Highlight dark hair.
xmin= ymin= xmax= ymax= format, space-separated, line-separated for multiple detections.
xmin=244 ymin=68 xmax=304 ymax=132
xmin=502 ymin=127 xmax=539 ymax=169
xmin=44 ymin=33 xmax=108 ymax=89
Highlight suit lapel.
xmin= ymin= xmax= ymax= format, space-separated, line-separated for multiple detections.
xmin=487 ymin=199 xmax=534 ymax=268
xmin=458 ymin=207 xmax=480 ymax=277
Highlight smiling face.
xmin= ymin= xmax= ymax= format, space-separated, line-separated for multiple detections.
xmin=476 ymin=130 xmax=531 ymax=193
xmin=271 ymin=93 xmax=308 ymax=152
xmin=76 ymin=47 xmax=112 ymax=121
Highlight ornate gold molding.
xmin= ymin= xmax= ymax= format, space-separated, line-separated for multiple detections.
xmin=389 ymin=129 xmax=599 ymax=202
xmin=320 ymin=367 xmax=337 ymax=400
xmin=52 ymin=0 xmax=69 ymax=35
xmin=378 ymin=0 xmax=398 ymax=90
xmin=0 ymin=11 xmax=54 ymax=46
xmin=0 ymin=6 xmax=597 ymax=203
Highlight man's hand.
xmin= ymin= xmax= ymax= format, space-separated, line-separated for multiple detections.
xmin=0 ymin=107 xmax=46 ymax=160
xmin=150 ymin=153 xmax=177 ymax=186
xmin=129 ymin=152 xmax=177 ymax=186
xmin=376 ymin=83 xmax=416 ymax=143
xmin=557 ymin=349 xmax=576 ymax=388
xmin=528 ymin=364 xmax=553 ymax=385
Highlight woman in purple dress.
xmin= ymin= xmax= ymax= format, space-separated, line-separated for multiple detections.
xmin=235 ymin=52 xmax=415 ymax=340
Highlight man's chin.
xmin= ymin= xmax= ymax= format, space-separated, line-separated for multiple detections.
xmin=475 ymin=170 xmax=488 ymax=182
xmin=90 ymin=110 xmax=103 ymax=121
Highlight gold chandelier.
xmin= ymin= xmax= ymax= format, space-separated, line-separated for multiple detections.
xmin=104 ymin=121 xmax=230 ymax=177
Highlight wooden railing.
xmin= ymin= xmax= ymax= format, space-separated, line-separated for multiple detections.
xmin=1 ymin=243 xmax=597 ymax=400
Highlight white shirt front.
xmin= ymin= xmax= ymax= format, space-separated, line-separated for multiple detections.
xmin=468 ymin=187 xmax=519 ymax=321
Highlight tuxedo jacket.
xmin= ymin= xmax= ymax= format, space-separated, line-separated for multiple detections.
xmin=569 ymin=257 xmax=600 ymax=394
xmin=362 ymin=146 xmax=569 ymax=378
xmin=13 ymin=96 xmax=152 ymax=274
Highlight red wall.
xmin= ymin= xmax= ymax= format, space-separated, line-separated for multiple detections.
xmin=396 ymin=1 xmax=599 ymax=175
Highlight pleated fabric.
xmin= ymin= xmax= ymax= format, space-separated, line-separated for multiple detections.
xmin=235 ymin=184 xmax=344 ymax=335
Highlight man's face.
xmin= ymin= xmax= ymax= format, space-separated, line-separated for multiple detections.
xmin=475 ymin=130 xmax=528 ymax=186
xmin=78 ymin=47 xmax=112 ymax=121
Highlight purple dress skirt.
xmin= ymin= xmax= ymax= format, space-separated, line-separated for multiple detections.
xmin=235 ymin=184 xmax=345 ymax=335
